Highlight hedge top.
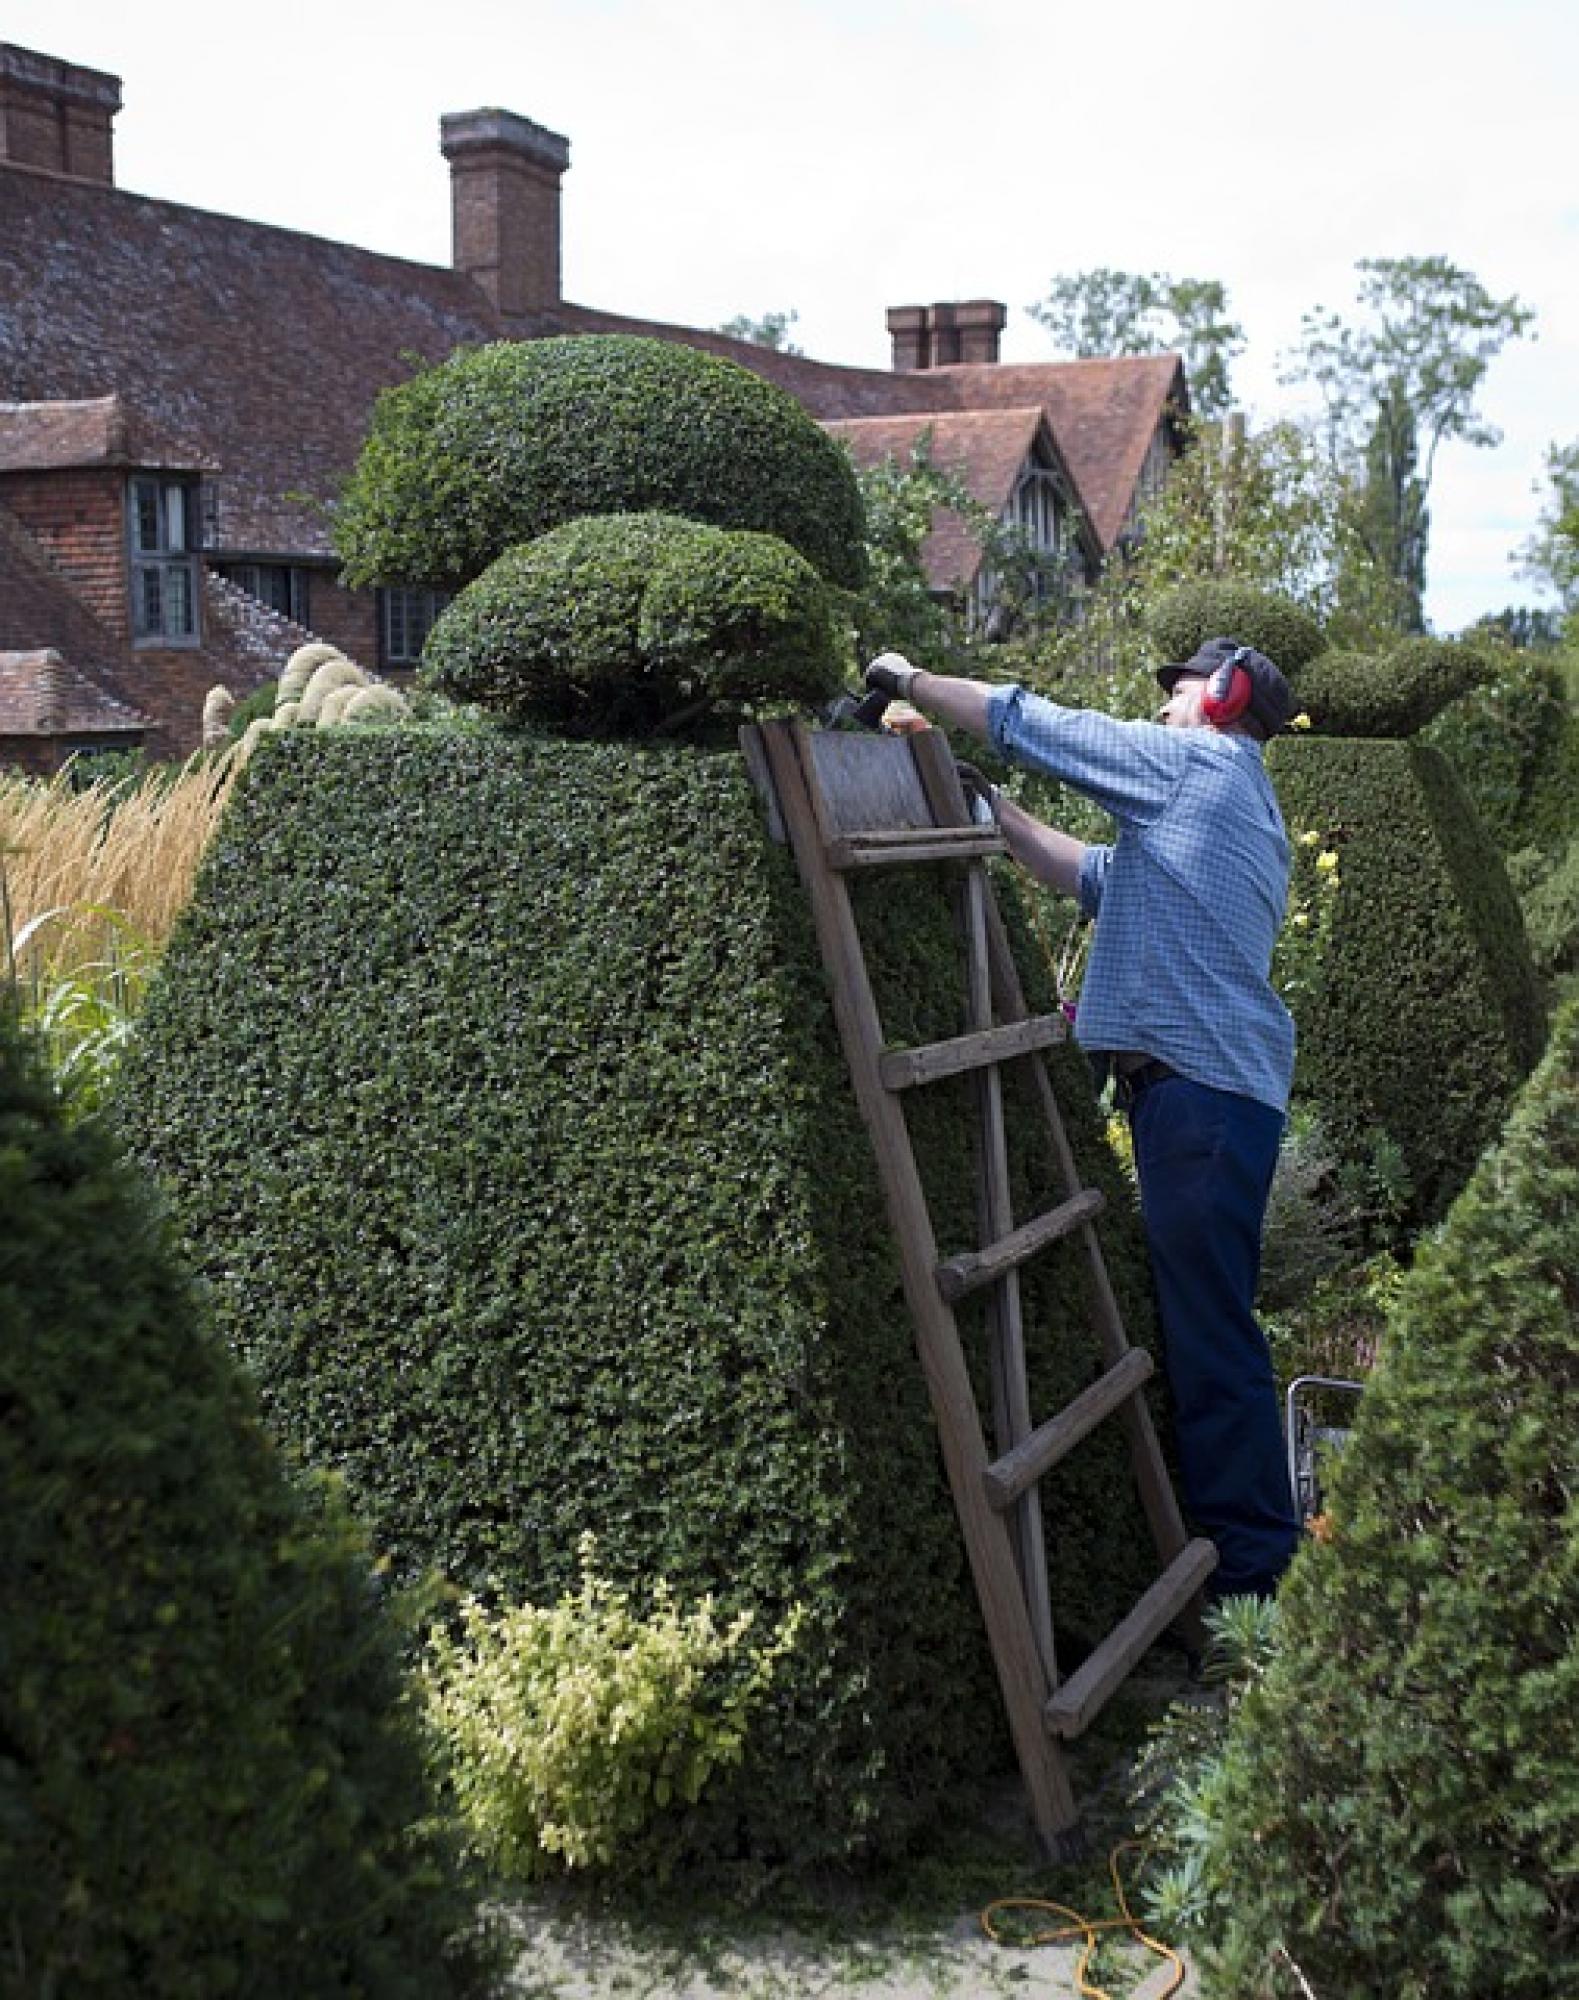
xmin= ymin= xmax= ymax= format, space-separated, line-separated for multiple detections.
xmin=332 ymin=335 xmax=869 ymax=594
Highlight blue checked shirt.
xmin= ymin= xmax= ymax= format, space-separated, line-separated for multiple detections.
xmin=987 ymin=685 xmax=1295 ymax=1113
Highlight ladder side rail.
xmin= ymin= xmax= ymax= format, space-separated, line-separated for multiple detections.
xmin=755 ymin=722 xmax=1079 ymax=1851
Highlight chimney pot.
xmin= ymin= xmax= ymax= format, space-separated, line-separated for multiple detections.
xmin=887 ymin=304 xmax=931 ymax=372
xmin=441 ymin=106 xmax=570 ymax=317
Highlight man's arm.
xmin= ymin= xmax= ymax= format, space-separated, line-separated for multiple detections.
xmin=865 ymin=654 xmax=992 ymax=740
xmin=996 ymin=793 xmax=1086 ymax=899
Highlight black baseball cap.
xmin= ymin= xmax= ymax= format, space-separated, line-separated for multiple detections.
xmin=1156 ymin=636 xmax=1294 ymax=737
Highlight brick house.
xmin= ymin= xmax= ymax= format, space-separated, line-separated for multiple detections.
xmin=0 ymin=41 xmax=1188 ymax=767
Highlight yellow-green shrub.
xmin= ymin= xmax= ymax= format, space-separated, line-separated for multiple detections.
xmin=422 ymin=1545 xmax=803 ymax=1879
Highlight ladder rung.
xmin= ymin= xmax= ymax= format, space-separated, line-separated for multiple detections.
xmin=984 ymin=1349 xmax=1155 ymax=1512
xmin=827 ymin=826 xmax=1005 ymax=870
xmin=879 ymin=1012 xmax=1068 ymax=1092
xmin=937 ymin=1188 xmax=1105 ymax=1303
xmin=1044 ymin=1539 xmax=1219 ymax=1740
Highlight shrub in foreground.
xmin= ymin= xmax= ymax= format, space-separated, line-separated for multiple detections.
xmin=332 ymin=334 xmax=868 ymax=593
xmin=0 ymin=1014 xmax=488 ymax=1997
xmin=1198 ymin=996 xmax=1579 ymax=2000
xmin=119 ymin=727 xmax=1165 ymax=1870
xmin=422 ymin=512 xmax=845 ymax=733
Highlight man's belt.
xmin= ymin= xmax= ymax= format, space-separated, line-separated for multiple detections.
xmin=1110 ymin=1053 xmax=1179 ymax=1105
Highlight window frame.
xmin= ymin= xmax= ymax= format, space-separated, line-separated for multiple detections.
xmin=378 ymin=586 xmax=452 ymax=669
xmin=128 ymin=474 xmax=203 ymax=648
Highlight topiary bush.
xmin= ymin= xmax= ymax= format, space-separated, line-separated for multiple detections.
xmin=1196 ymin=995 xmax=1579 ymax=2000
xmin=1518 ymin=828 xmax=1579 ymax=980
xmin=118 ymin=726 xmax=1166 ymax=1873
xmin=1295 ymin=633 xmax=1499 ymax=738
xmin=0 ymin=1013 xmax=491 ymax=1998
xmin=332 ymin=335 xmax=868 ymax=594
xmin=422 ymin=513 xmax=845 ymax=735
xmin=1420 ymin=650 xmax=1571 ymax=850
xmin=1146 ymin=581 xmax=1325 ymax=676
xmin=1268 ymin=735 xmax=1546 ymax=1228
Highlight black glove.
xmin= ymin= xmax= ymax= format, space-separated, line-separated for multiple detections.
xmin=955 ymin=761 xmax=1001 ymax=824
xmin=863 ymin=652 xmax=921 ymax=703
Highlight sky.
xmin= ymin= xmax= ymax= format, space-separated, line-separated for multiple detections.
xmin=11 ymin=0 xmax=1578 ymax=631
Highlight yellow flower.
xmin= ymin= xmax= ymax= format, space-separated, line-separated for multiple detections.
xmin=1316 ymin=850 xmax=1340 ymax=876
xmin=1298 ymin=829 xmax=1321 ymax=848
xmin=1291 ymin=711 xmax=1313 ymax=731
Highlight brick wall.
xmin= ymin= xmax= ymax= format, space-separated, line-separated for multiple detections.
xmin=305 ymin=571 xmax=379 ymax=667
xmin=0 ymin=468 xmax=128 ymax=637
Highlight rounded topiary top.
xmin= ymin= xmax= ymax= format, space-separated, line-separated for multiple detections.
xmin=1148 ymin=581 xmax=1326 ymax=677
xmin=333 ymin=335 xmax=869 ymax=594
xmin=422 ymin=511 xmax=846 ymax=736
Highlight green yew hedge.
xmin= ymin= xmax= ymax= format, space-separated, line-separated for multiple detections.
xmin=1294 ymin=634 xmax=1499 ymax=739
xmin=422 ymin=513 xmax=845 ymax=735
xmin=1268 ymin=735 xmax=1546 ymax=1227
xmin=0 ymin=1015 xmax=489 ymax=1997
xmin=1199 ymin=995 xmax=1579 ymax=1999
xmin=332 ymin=335 xmax=868 ymax=595
xmin=118 ymin=726 xmax=1165 ymax=1871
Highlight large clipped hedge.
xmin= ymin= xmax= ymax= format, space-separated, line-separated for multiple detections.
xmin=332 ymin=335 xmax=868 ymax=594
xmin=0 ymin=1015 xmax=488 ymax=1997
xmin=1198 ymin=996 xmax=1579 ymax=2000
xmin=118 ymin=727 xmax=1166 ymax=1870
xmin=1422 ymin=653 xmax=1579 ymax=855
xmin=1147 ymin=581 xmax=1326 ymax=676
xmin=1268 ymin=735 xmax=1546 ymax=1226
xmin=423 ymin=513 xmax=845 ymax=734
xmin=1295 ymin=633 xmax=1498 ymax=738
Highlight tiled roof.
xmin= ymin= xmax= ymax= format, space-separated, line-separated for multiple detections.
xmin=914 ymin=356 xmax=1187 ymax=549
xmin=0 ymin=649 xmax=145 ymax=738
xmin=0 ymin=393 xmax=215 ymax=472
xmin=827 ymin=407 xmax=1055 ymax=591
xmin=0 ymin=162 xmax=520 ymax=556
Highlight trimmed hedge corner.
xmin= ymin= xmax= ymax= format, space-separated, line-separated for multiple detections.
xmin=0 ymin=1016 xmax=488 ymax=1997
xmin=1268 ymin=735 xmax=1546 ymax=1227
xmin=1147 ymin=582 xmax=1325 ymax=676
xmin=1296 ymin=634 xmax=1498 ymax=738
xmin=332 ymin=335 xmax=868 ymax=594
xmin=1199 ymin=995 xmax=1579 ymax=2000
xmin=422 ymin=513 xmax=845 ymax=735
xmin=118 ymin=727 xmax=1165 ymax=1872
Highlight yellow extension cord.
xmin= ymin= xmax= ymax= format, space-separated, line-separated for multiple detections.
xmin=980 ymin=1841 xmax=1186 ymax=1999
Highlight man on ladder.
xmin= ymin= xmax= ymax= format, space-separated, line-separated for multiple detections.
xmin=863 ymin=638 xmax=1301 ymax=1603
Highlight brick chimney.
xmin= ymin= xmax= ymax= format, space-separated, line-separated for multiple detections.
xmin=0 ymin=44 xmax=121 ymax=184
xmin=887 ymin=299 xmax=1007 ymax=371
xmin=441 ymin=107 xmax=570 ymax=316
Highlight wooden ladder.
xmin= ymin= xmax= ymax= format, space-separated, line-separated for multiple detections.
xmin=746 ymin=717 xmax=1216 ymax=1857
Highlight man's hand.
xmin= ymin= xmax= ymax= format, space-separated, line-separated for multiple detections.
xmin=864 ymin=652 xmax=922 ymax=703
xmin=955 ymin=760 xmax=1000 ymax=824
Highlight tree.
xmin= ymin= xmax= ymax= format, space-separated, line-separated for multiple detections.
xmin=1027 ymin=267 xmax=1246 ymax=419
xmin=1283 ymin=256 xmax=1536 ymax=631
xmin=1517 ymin=437 xmax=1579 ymax=623
xmin=717 ymin=308 xmax=803 ymax=354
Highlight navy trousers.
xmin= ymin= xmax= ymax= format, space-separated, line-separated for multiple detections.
xmin=1128 ymin=1074 xmax=1300 ymax=1598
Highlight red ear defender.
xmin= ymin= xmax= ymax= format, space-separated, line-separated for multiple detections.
xmin=1201 ymin=646 xmax=1254 ymax=726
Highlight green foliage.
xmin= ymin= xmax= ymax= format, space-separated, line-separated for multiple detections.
xmin=1294 ymin=632 xmax=1498 ymax=737
xmin=1420 ymin=650 xmax=1573 ymax=850
xmin=8 ymin=905 xmax=152 ymax=1115
xmin=1257 ymin=1109 xmax=1361 ymax=1314
xmin=333 ymin=335 xmax=868 ymax=593
xmin=717 ymin=309 xmax=802 ymax=355
xmin=0 ymin=1013 xmax=488 ymax=1998
xmin=423 ymin=1540 xmax=804 ymax=1879
xmin=1146 ymin=581 xmax=1325 ymax=676
xmin=847 ymin=445 xmax=970 ymax=673
xmin=1516 ymin=436 xmax=1579 ymax=621
xmin=1198 ymin=996 xmax=1579 ymax=2000
xmin=226 ymin=678 xmax=279 ymax=738
xmin=1518 ymin=829 xmax=1579 ymax=979
xmin=1267 ymin=735 xmax=1546 ymax=1228
xmin=1284 ymin=255 xmax=1536 ymax=633
xmin=421 ymin=513 xmax=845 ymax=736
xmin=1027 ymin=267 xmax=1245 ymax=419
xmin=118 ymin=728 xmax=1165 ymax=1871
